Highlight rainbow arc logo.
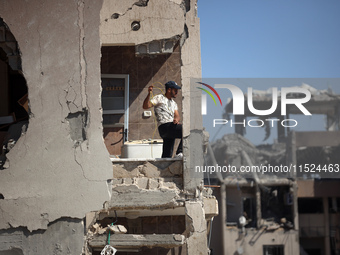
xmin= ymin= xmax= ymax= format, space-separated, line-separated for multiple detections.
xmin=197 ymin=82 xmax=222 ymax=115
xmin=196 ymin=82 xmax=222 ymax=106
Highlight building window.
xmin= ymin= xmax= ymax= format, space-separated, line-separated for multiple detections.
xmin=263 ymin=245 xmax=284 ymax=255
xmin=298 ymin=198 xmax=323 ymax=214
xmin=101 ymin=74 xmax=129 ymax=156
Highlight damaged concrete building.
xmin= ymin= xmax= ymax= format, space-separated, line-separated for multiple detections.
xmin=0 ymin=1 xmax=218 ymax=254
xmin=208 ymin=84 xmax=340 ymax=255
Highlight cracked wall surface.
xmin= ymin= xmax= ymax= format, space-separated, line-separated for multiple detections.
xmin=100 ymin=0 xmax=185 ymax=45
xmin=0 ymin=218 xmax=84 ymax=255
xmin=0 ymin=0 xmax=112 ymax=232
xmin=0 ymin=0 xmax=211 ymax=254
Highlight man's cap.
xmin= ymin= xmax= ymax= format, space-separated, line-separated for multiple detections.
xmin=165 ymin=81 xmax=181 ymax=90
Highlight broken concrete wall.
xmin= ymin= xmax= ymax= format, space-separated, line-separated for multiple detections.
xmin=100 ymin=0 xmax=185 ymax=45
xmin=0 ymin=0 xmax=211 ymax=254
xmin=222 ymin=229 xmax=299 ymax=255
xmin=112 ymin=160 xmax=183 ymax=178
xmin=185 ymin=201 xmax=208 ymax=255
xmin=0 ymin=219 xmax=84 ymax=255
xmin=106 ymin=180 xmax=182 ymax=209
xmin=0 ymin=0 xmax=112 ymax=233
xmin=211 ymin=187 xmax=299 ymax=255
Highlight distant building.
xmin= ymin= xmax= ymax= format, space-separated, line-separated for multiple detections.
xmin=209 ymin=86 xmax=340 ymax=255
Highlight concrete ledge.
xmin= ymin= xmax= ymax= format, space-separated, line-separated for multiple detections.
xmin=107 ymin=184 xmax=181 ymax=209
xmin=88 ymin=234 xmax=186 ymax=249
xmin=111 ymin=159 xmax=183 ymax=178
xmin=110 ymin=157 xmax=182 ymax=162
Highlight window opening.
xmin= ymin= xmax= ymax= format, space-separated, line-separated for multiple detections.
xmin=263 ymin=245 xmax=284 ymax=255
xmin=298 ymin=198 xmax=323 ymax=214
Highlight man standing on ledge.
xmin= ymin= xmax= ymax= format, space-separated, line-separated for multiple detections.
xmin=143 ymin=81 xmax=183 ymax=158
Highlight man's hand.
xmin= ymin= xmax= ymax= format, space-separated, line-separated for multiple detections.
xmin=143 ymin=86 xmax=154 ymax=109
xmin=173 ymin=110 xmax=180 ymax=124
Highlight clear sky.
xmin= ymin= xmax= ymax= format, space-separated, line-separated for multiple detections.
xmin=198 ymin=0 xmax=340 ymax=78
xmin=197 ymin=0 xmax=340 ymax=144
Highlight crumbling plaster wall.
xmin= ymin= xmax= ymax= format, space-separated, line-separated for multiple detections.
xmin=100 ymin=0 xmax=185 ymax=45
xmin=0 ymin=219 xmax=84 ymax=255
xmin=0 ymin=0 xmax=112 ymax=232
xmin=179 ymin=0 xmax=204 ymax=192
xmin=100 ymin=2 xmax=207 ymax=255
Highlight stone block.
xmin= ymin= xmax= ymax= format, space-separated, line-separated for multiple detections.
xmin=107 ymin=224 xmax=127 ymax=234
xmin=141 ymin=162 xmax=161 ymax=178
xmin=111 ymin=178 xmax=123 ymax=186
xmin=167 ymin=161 xmax=183 ymax=176
xmin=136 ymin=177 xmax=149 ymax=189
xmin=161 ymin=181 xmax=176 ymax=190
xmin=148 ymin=178 xmax=159 ymax=189
xmin=123 ymin=178 xmax=134 ymax=185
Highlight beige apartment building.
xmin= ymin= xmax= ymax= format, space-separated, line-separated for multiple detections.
xmin=0 ymin=1 xmax=218 ymax=254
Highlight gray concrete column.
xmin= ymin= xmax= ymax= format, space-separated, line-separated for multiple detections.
xmin=185 ymin=201 xmax=208 ymax=255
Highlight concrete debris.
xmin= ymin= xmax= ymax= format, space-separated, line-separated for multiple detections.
xmin=147 ymin=178 xmax=159 ymax=189
xmin=91 ymin=223 xmax=108 ymax=235
xmin=88 ymin=223 xmax=128 ymax=236
xmin=167 ymin=161 xmax=183 ymax=176
xmin=173 ymin=234 xmax=184 ymax=242
xmin=113 ymin=160 xmax=183 ymax=178
xmin=107 ymin=225 xmax=127 ymax=234
xmin=265 ymin=222 xmax=280 ymax=231
xmin=262 ymin=217 xmax=294 ymax=231
xmin=135 ymin=38 xmax=179 ymax=55
xmin=207 ymin=134 xmax=287 ymax=181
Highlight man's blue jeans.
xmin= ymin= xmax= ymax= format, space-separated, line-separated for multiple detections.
xmin=158 ymin=122 xmax=183 ymax=158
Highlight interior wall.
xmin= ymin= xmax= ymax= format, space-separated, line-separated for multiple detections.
xmin=101 ymin=45 xmax=182 ymax=141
